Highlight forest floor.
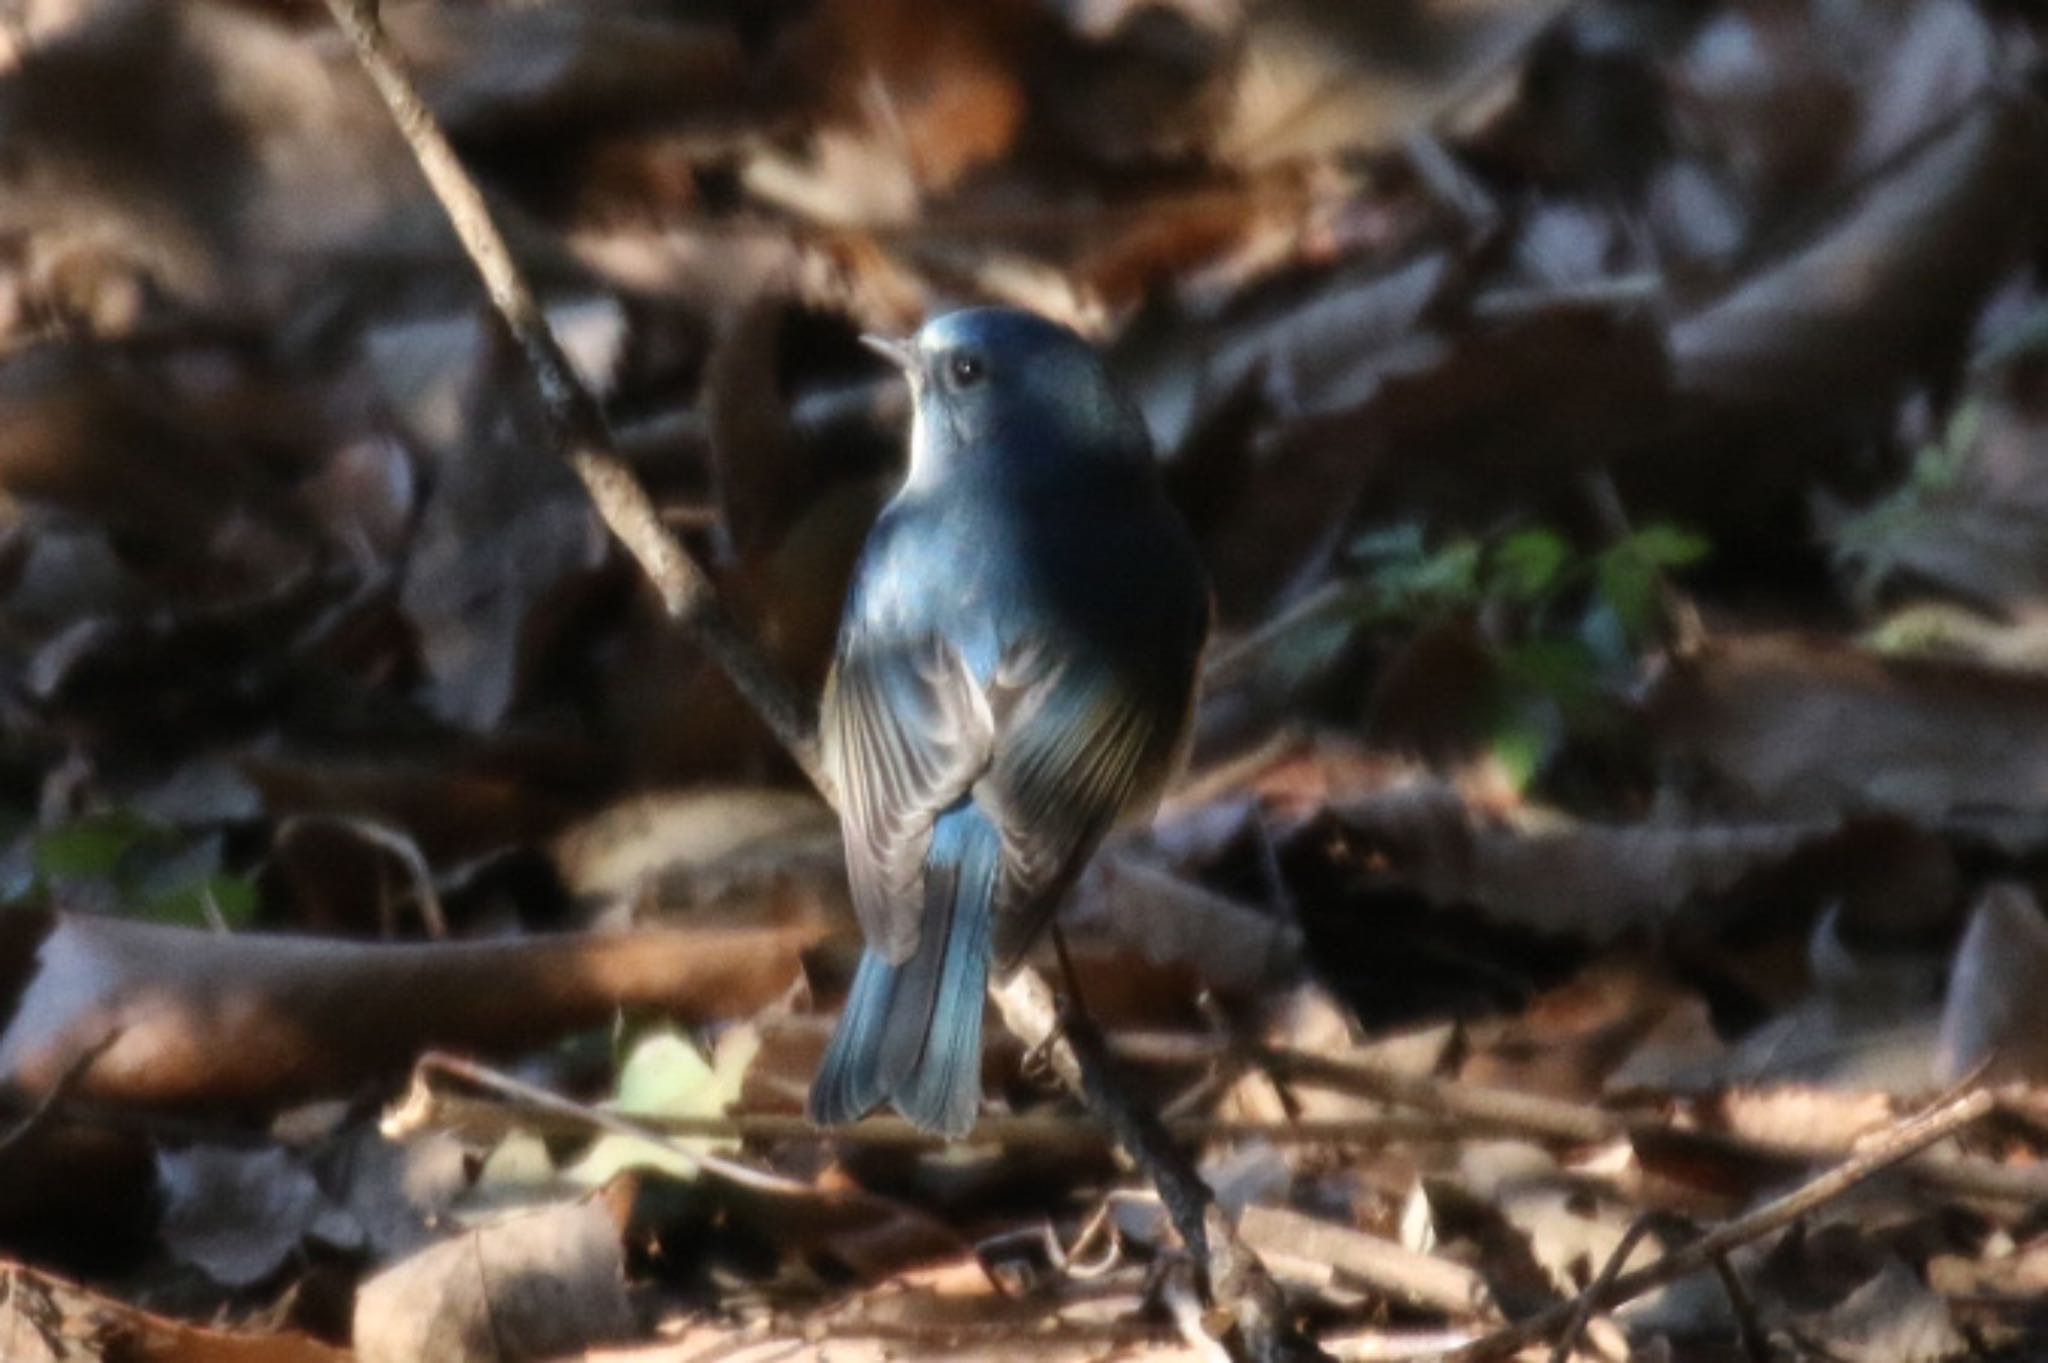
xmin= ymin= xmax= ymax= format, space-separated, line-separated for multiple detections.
xmin=4 ymin=1 xmax=2048 ymax=1360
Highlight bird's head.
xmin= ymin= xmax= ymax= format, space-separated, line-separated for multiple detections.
xmin=864 ymin=308 xmax=1153 ymax=488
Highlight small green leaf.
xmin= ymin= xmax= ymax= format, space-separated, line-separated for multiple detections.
xmin=1500 ymin=638 xmax=1600 ymax=709
xmin=1486 ymin=708 xmax=1552 ymax=791
xmin=34 ymin=812 xmax=159 ymax=882
xmin=1491 ymin=529 xmax=1571 ymax=602
xmin=1622 ymin=523 xmax=1711 ymax=570
xmin=1595 ymin=552 xmax=1660 ymax=643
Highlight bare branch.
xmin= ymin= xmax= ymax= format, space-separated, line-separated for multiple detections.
xmin=317 ymin=0 xmax=825 ymax=792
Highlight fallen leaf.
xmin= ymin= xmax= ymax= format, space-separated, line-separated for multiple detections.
xmin=1795 ymin=1256 xmax=1965 ymax=1363
xmin=1650 ymin=632 xmax=2048 ymax=821
xmin=155 ymin=1145 xmax=361 ymax=1288
xmin=1936 ymin=882 xmax=2048 ymax=1085
xmin=353 ymin=1200 xmax=634 ymax=1363
xmin=0 ymin=1259 xmax=350 ymax=1363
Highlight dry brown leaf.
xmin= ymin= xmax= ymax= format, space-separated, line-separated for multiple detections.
xmin=1649 ymin=632 xmax=2048 ymax=819
xmin=0 ymin=0 xmax=430 ymax=318
xmin=784 ymin=0 xmax=1031 ymax=200
xmin=1704 ymin=1087 xmax=1900 ymax=1155
xmin=0 ymin=1259 xmax=349 ymax=1363
xmin=1460 ymin=957 xmax=1708 ymax=1102
xmin=1330 ymin=776 xmax=1840 ymax=940
xmin=1067 ymin=852 xmax=1301 ymax=995
xmin=155 ymin=1145 xmax=361 ymax=1288
xmin=1216 ymin=0 xmax=1555 ymax=167
xmin=1669 ymin=96 xmax=2045 ymax=410
xmin=393 ymin=4 xmax=750 ymax=141
xmin=0 ymin=347 xmax=317 ymax=591
xmin=395 ymin=385 xmax=612 ymax=733
xmin=353 ymin=1199 xmax=633 ymax=1363
xmin=1826 ymin=381 xmax=2048 ymax=618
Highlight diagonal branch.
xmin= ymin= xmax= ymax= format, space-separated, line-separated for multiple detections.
xmin=1451 ymin=1085 xmax=1995 ymax=1361
xmin=320 ymin=0 xmax=825 ymax=793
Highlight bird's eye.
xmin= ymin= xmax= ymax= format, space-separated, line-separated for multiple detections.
xmin=946 ymin=351 xmax=986 ymax=389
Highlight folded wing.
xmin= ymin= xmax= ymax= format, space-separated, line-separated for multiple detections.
xmin=823 ymin=635 xmax=997 ymax=964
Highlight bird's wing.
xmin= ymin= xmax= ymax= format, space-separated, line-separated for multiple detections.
xmin=823 ymin=635 xmax=998 ymax=965
xmin=983 ymin=637 xmax=1181 ymax=967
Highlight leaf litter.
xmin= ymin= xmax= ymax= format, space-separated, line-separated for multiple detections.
xmin=2 ymin=0 xmax=2048 ymax=1360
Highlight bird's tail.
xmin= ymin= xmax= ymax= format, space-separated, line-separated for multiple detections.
xmin=809 ymin=808 xmax=997 ymax=1138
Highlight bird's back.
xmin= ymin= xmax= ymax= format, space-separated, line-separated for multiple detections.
xmin=844 ymin=458 xmax=1205 ymax=699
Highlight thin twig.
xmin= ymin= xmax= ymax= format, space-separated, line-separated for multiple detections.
xmin=1710 ymin=1252 xmax=1775 ymax=1363
xmin=1547 ymin=1212 xmax=1679 ymax=1363
xmin=387 ymin=1077 xmax=1462 ymax=1150
xmin=394 ymin=1050 xmax=963 ymax=1261
xmin=275 ymin=813 xmax=448 ymax=939
xmin=1249 ymin=1043 xmax=2045 ymax=1205
xmin=317 ymin=0 xmax=825 ymax=792
xmin=1264 ymin=1046 xmax=1620 ymax=1145
xmin=395 ymin=1052 xmax=814 ymax=1198
xmin=1452 ymin=1087 xmax=1996 ymax=1361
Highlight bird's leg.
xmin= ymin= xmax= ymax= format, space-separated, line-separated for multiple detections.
xmin=1041 ymin=920 xmax=1328 ymax=1361
xmin=1047 ymin=919 xmax=1093 ymax=1023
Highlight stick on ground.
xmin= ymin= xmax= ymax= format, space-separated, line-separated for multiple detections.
xmin=1453 ymin=1086 xmax=1995 ymax=1361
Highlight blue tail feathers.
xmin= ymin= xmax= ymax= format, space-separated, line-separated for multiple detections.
xmin=809 ymin=808 xmax=998 ymax=1137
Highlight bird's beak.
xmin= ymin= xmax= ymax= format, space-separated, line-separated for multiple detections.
xmin=860 ymin=334 xmax=919 ymax=376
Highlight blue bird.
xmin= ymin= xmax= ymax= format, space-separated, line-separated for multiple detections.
xmin=808 ymin=307 xmax=1209 ymax=1137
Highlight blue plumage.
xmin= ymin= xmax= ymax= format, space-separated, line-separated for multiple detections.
xmin=809 ymin=308 xmax=1208 ymax=1137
